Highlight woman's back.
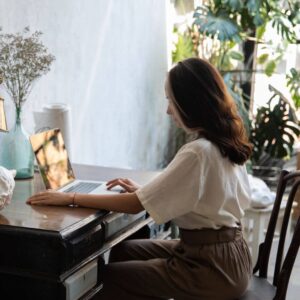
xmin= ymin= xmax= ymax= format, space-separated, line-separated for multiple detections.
xmin=137 ymin=138 xmax=251 ymax=230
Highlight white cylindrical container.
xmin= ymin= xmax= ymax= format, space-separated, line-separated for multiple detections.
xmin=33 ymin=103 xmax=72 ymax=160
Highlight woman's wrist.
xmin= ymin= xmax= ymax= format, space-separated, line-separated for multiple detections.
xmin=71 ymin=192 xmax=77 ymax=206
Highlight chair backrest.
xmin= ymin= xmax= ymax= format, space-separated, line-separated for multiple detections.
xmin=253 ymin=170 xmax=300 ymax=295
xmin=274 ymin=216 xmax=300 ymax=300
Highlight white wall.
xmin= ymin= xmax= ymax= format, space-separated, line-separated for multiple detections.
xmin=0 ymin=0 xmax=170 ymax=170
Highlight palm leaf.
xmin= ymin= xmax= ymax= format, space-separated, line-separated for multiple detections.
xmin=271 ymin=14 xmax=297 ymax=43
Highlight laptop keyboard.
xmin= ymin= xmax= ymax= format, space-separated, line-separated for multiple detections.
xmin=64 ymin=182 xmax=102 ymax=193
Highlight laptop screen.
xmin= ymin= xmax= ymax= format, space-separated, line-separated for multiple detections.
xmin=30 ymin=129 xmax=75 ymax=189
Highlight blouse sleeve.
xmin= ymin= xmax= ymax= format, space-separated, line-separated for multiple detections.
xmin=135 ymin=148 xmax=203 ymax=224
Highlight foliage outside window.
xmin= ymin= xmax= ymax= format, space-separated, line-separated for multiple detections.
xmin=167 ymin=0 xmax=300 ymax=167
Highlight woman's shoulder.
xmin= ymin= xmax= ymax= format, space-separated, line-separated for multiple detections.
xmin=180 ymin=138 xmax=215 ymax=155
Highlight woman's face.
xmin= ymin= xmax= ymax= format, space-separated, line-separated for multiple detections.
xmin=165 ymin=77 xmax=182 ymax=128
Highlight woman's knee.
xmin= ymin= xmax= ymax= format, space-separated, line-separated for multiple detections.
xmin=109 ymin=240 xmax=137 ymax=262
xmin=109 ymin=239 xmax=176 ymax=263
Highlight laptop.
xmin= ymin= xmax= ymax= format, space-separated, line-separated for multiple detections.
xmin=30 ymin=128 xmax=120 ymax=195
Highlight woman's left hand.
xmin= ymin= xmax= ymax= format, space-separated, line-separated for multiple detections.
xmin=106 ymin=178 xmax=141 ymax=193
xmin=27 ymin=190 xmax=74 ymax=206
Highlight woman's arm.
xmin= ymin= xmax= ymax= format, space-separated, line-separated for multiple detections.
xmin=27 ymin=191 xmax=144 ymax=214
xmin=75 ymin=192 xmax=143 ymax=214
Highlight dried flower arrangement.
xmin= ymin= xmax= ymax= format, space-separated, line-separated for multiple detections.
xmin=0 ymin=27 xmax=55 ymax=109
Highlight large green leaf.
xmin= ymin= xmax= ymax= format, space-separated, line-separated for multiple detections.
xmin=194 ymin=6 xmax=241 ymax=42
xmin=288 ymin=1 xmax=300 ymax=25
xmin=264 ymin=60 xmax=276 ymax=77
xmin=253 ymin=14 xmax=264 ymax=27
xmin=256 ymin=24 xmax=266 ymax=40
xmin=229 ymin=50 xmax=244 ymax=61
xmin=246 ymin=0 xmax=264 ymax=26
xmin=221 ymin=0 xmax=244 ymax=11
xmin=172 ymin=30 xmax=195 ymax=63
xmin=257 ymin=53 xmax=269 ymax=64
xmin=246 ymin=0 xmax=261 ymax=14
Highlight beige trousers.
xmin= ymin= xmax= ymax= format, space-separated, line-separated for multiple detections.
xmin=95 ymin=227 xmax=252 ymax=300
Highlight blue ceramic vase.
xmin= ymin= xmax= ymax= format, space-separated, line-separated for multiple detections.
xmin=0 ymin=107 xmax=34 ymax=179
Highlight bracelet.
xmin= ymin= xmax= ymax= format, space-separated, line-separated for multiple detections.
xmin=72 ymin=192 xmax=76 ymax=206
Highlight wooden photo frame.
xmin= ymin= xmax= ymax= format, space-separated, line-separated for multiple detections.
xmin=0 ymin=97 xmax=8 ymax=132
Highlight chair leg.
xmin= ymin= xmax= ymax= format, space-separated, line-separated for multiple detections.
xmin=251 ymin=214 xmax=266 ymax=265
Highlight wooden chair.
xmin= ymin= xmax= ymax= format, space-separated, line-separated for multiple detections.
xmin=240 ymin=170 xmax=300 ymax=300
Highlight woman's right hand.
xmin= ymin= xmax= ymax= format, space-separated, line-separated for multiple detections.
xmin=106 ymin=178 xmax=141 ymax=193
xmin=26 ymin=190 xmax=74 ymax=206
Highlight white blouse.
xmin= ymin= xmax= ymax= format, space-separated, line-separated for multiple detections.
xmin=136 ymin=138 xmax=251 ymax=230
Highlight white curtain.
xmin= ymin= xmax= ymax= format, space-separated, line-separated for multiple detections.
xmin=0 ymin=0 xmax=170 ymax=170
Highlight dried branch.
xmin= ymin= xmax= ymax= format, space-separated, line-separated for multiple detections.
xmin=0 ymin=27 xmax=55 ymax=109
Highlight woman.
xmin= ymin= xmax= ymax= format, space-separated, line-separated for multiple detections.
xmin=27 ymin=58 xmax=253 ymax=300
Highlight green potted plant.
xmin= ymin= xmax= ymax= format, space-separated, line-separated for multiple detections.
xmin=250 ymin=85 xmax=299 ymax=185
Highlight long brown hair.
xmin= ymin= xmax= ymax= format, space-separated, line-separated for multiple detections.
xmin=168 ymin=57 xmax=252 ymax=165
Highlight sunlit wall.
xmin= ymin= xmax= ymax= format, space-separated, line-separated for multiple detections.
xmin=0 ymin=0 xmax=170 ymax=170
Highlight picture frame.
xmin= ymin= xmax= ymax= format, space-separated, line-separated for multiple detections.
xmin=0 ymin=97 xmax=8 ymax=132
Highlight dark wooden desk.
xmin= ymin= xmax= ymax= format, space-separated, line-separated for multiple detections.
xmin=0 ymin=164 xmax=159 ymax=300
